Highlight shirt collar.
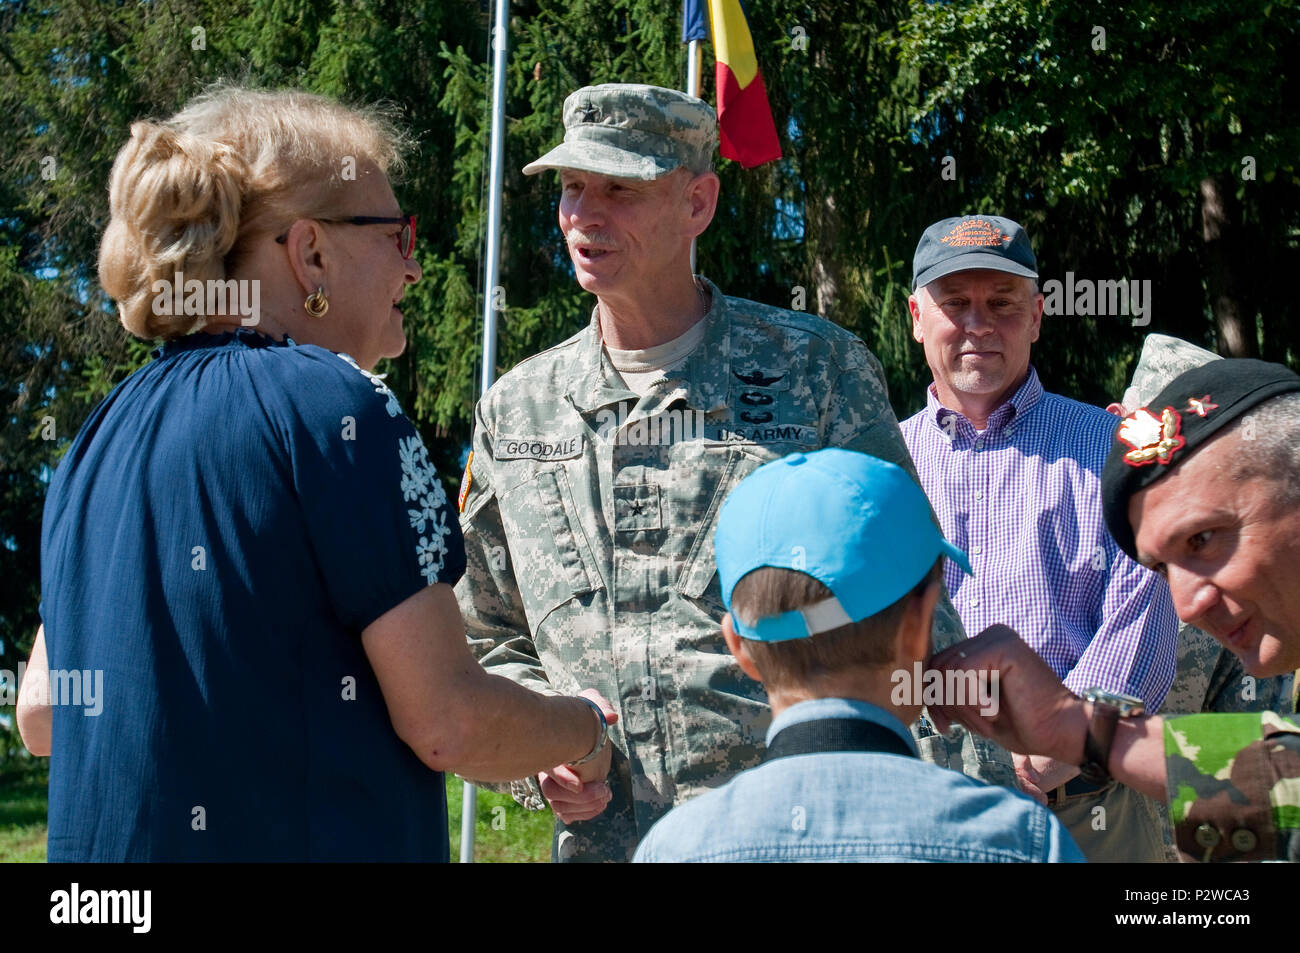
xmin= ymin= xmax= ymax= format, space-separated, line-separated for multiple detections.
xmin=683 ymin=276 xmax=731 ymax=413
xmin=765 ymin=697 xmax=919 ymax=756
xmin=567 ymin=275 xmax=729 ymax=414
xmin=926 ymin=364 xmax=1044 ymax=434
xmin=154 ymin=327 xmax=292 ymax=360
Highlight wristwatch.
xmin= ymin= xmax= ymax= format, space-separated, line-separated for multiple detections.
xmin=1078 ymin=688 xmax=1145 ymax=785
xmin=566 ymin=696 xmax=610 ymax=767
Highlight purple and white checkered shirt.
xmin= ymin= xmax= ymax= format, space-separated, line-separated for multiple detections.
xmin=901 ymin=366 xmax=1178 ymax=711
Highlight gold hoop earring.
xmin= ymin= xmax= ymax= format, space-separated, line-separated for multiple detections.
xmin=304 ymin=286 xmax=329 ymax=318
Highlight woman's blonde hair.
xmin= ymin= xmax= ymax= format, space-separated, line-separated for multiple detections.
xmin=98 ymin=83 xmax=413 ymax=340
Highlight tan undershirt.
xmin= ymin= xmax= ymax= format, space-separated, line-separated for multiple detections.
xmin=604 ymin=318 xmax=708 ymax=397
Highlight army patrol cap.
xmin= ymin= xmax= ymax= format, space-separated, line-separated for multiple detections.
xmin=912 ymin=215 xmax=1038 ymax=291
xmin=1102 ymin=359 xmax=1300 ymax=561
xmin=1121 ymin=333 xmax=1221 ymax=411
xmin=522 ymin=83 xmax=718 ymax=180
xmin=716 ymin=448 xmax=972 ymax=642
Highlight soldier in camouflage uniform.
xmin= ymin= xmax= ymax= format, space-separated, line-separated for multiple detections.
xmin=931 ymin=358 xmax=1300 ymax=861
xmin=1108 ymin=333 xmax=1293 ymax=719
xmin=454 ymin=84 xmax=1014 ymax=862
xmin=1107 ymin=334 xmax=1295 ymax=860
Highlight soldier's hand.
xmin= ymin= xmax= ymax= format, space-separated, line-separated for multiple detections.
xmin=1012 ymin=753 xmax=1049 ymax=805
xmin=540 ymin=688 xmax=617 ymax=824
xmin=1014 ymin=752 xmax=1081 ymax=805
xmin=576 ymin=687 xmax=618 ymax=732
xmin=928 ymin=624 xmax=1088 ymax=768
xmin=539 ymin=760 xmax=613 ymax=824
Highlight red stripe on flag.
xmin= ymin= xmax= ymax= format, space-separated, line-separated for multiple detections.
xmin=715 ymin=62 xmax=782 ymax=169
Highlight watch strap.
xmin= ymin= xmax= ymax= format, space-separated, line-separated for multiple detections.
xmin=1079 ymin=702 xmax=1120 ymax=785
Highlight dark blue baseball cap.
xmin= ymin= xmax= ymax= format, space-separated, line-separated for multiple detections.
xmin=715 ymin=449 xmax=971 ymax=642
xmin=911 ymin=215 xmax=1038 ymax=291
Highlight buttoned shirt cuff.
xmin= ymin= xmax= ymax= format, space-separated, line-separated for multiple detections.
xmin=1163 ymin=712 xmax=1300 ymax=861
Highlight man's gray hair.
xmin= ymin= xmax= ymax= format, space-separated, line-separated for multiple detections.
xmin=1227 ymin=391 xmax=1300 ymax=502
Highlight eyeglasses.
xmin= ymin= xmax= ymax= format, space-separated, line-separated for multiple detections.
xmin=275 ymin=214 xmax=417 ymax=259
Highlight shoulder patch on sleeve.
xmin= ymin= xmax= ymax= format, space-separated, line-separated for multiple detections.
xmin=458 ymin=451 xmax=474 ymax=514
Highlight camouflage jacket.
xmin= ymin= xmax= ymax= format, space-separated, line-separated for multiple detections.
xmin=1165 ymin=711 xmax=1300 ymax=862
xmin=454 ymin=277 xmax=1015 ymax=861
xmin=1162 ymin=621 xmax=1295 ymax=716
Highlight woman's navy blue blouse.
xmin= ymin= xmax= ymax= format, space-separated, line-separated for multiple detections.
xmin=40 ymin=330 xmax=465 ymax=861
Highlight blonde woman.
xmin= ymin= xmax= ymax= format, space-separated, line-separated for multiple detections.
xmin=19 ymin=85 xmax=614 ymax=861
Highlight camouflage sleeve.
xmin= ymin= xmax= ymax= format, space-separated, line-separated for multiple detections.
xmin=1163 ymin=622 xmax=1295 ymax=716
xmin=453 ymin=399 xmax=554 ymax=807
xmin=1162 ymin=622 xmax=1215 ymax=715
xmin=822 ymin=342 xmax=919 ymax=476
xmin=823 ymin=340 xmax=1017 ymax=790
xmin=1164 ymin=711 xmax=1300 ymax=862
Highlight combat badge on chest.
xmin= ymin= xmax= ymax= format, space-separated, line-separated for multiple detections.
xmin=706 ymin=366 xmax=817 ymax=448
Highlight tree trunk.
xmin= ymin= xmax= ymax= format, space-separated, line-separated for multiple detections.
xmin=810 ymin=191 xmax=842 ymax=321
xmin=1198 ymin=174 xmax=1257 ymax=357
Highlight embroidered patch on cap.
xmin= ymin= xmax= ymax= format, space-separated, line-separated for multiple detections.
xmin=1102 ymin=358 xmax=1300 ymax=563
xmin=1117 ymin=406 xmax=1187 ymax=467
xmin=940 ymin=218 xmax=1012 ymax=248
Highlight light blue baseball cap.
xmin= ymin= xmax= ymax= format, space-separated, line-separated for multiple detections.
xmin=716 ymin=448 xmax=971 ymax=642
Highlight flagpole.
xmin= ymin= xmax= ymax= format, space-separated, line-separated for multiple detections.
xmin=463 ymin=0 xmax=510 ymax=865
xmin=686 ymin=34 xmax=702 ymax=271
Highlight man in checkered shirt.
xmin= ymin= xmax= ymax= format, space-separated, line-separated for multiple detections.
xmin=900 ymin=214 xmax=1179 ymax=862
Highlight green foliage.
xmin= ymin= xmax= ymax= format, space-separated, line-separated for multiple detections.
xmin=0 ymin=764 xmax=549 ymax=863
xmin=892 ymin=0 xmax=1300 ymax=389
xmin=446 ymin=778 xmax=553 ymax=863
xmin=0 ymin=761 xmax=49 ymax=862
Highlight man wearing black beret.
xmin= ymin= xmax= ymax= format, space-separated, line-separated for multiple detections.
xmin=927 ymin=359 xmax=1300 ymax=862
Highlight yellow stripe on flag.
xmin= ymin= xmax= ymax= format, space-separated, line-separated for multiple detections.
xmin=708 ymin=0 xmax=758 ymax=88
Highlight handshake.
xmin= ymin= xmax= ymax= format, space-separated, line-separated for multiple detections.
xmin=538 ymin=687 xmax=618 ymax=824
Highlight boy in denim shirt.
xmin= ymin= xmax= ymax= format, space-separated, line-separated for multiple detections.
xmin=633 ymin=448 xmax=1083 ymax=862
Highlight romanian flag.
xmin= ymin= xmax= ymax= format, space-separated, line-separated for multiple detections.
xmin=705 ymin=0 xmax=782 ymax=168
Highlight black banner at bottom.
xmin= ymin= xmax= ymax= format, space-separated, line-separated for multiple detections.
xmin=0 ymin=859 xmax=1284 ymax=939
